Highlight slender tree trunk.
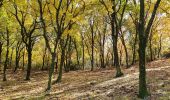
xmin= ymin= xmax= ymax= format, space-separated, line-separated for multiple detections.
xmin=22 ymin=49 xmax=25 ymax=70
xmin=55 ymin=53 xmax=58 ymax=72
xmin=9 ymin=48 xmax=13 ymax=68
xmin=46 ymin=52 xmax=56 ymax=91
xmin=111 ymin=0 xmax=123 ymax=77
xmin=81 ymin=33 xmax=85 ymax=70
xmin=42 ymin=46 xmax=47 ymax=70
xmin=99 ymin=41 xmax=105 ymax=68
xmin=120 ymin=35 xmax=129 ymax=68
xmin=113 ymin=39 xmax=123 ymax=77
xmin=91 ymin=23 xmax=94 ymax=71
xmin=131 ymin=30 xmax=138 ymax=65
xmin=119 ymin=48 xmax=122 ymax=66
xmin=14 ymin=49 xmax=20 ymax=72
xmin=14 ymin=42 xmax=24 ymax=72
xmin=158 ymin=34 xmax=162 ymax=58
xmin=25 ymin=46 xmax=32 ymax=80
xmin=82 ymin=40 xmax=85 ymax=70
xmin=3 ymin=28 xmax=9 ymax=81
xmin=66 ymin=37 xmax=72 ymax=72
xmin=149 ymin=33 xmax=153 ymax=61
xmin=55 ymin=37 xmax=69 ymax=83
xmin=74 ymin=40 xmax=80 ymax=68
xmin=105 ymin=50 xmax=110 ymax=67
xmin=91 ymin=34 xmax=94 ymax=71
xmin=3 ymin=45 xmax=9 ymax=81
xmin=56 ymin=46 xmax=65 ymax=83
xmin=0 ymin=42 xmax=2 ymax=70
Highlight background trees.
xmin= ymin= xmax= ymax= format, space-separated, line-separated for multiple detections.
xmin=0 ymin=0 xmax=169 ymax=99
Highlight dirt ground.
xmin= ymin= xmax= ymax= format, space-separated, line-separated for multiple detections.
xmin=0 ymin=58 xmax=170 ymax=100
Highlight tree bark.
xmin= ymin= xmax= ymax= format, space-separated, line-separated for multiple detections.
xmin=149 ymin=34 xmax=153 ymax=61
xmin=66 ymin=36 xmax=72 ymax=72
xmin=111 ymin=15 xmax=123 ymax=77
xmin=25 ymin=45 xmax=32 ymax=80
xmin=158 ymin=34 xmax=162 ymax=58
xmin=138 ymin=0 xmax=161 ymax=98
xmin=82 ymin=38 xmax=85 ymax=70
xmin=55 ymin=37 xmax=69 ymax=83
xmin=131 ymin=29 xmax=138 ymax=65
xmin=0 ymin=42 xmax=2 ymax=70
xmin=14 ymin=49 xmax=20 ymax=72
xmin=120 ymin=35 xmax=129 ymax=68
xmin=9 ymin=48 xmax=13 ymax=68
xmin=46 ymin=52 xmax=56 ymax=90
xmin=3 ymin=28 xmax=9 ymax=81
xmin=111 ymin=0 xmax=123 ymax=77
xmin=74 ymin=40 xmax=80 ymax=68
xmin=22 ymin=49 xmax=25 ymax=70
xmin=42 ymin=46 xmax=47 ymax=70
xmin=90 ymin=20 xmax=95 ymax=71
xmin=138 ymin=0 xmax=148 ymax=98
xmin=56 ymin=45 xmax=65 ymax=83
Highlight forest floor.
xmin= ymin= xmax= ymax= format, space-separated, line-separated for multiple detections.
xmin=0 ymin=58 xmax=170 ymax=100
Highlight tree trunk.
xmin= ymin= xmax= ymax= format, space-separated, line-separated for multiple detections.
xmin=81 ymin=33 xmax=85 ymax=70
xmin=138 ymin=39 xmax=148 ymax=98
xmin=89 ymin=18 xmax=95 ymax=71
xmin=9 ymin=48 xmax=13 ymax=68
xmin=3 ymin=45 xmax=9 ymax=81
xmin=0 ymin=42 xmax=2 ymax=70
xmin=91 ymin=35 xmax=94 ymax=71
xmin=158 ymin=34 xmax=162 ymax=58
xmin=66 ymin=37 xmax=72 ymax=72
xmin=111 ymin=0 xmax=123 ymax=77
xmin=149 ymin=33 xmax=153 ymax=61
xmin=82 ymin=39 xmax=85 ymax=70
xmin=3 ymin=28 xmax=9 ymax=81
xmin=25 ymin=46 xmax=32 ymax=80
xmin=138 ymin=0 xmax=148 ymax=98
xmin=46 ymin=52 xmax=56 ymax=91
xmin=55 ymin=47 xmax=65 ymax=83
xmin=99 ymin=41 xmax=105 ymax=68
xmin=74 ymin=40 xmax=80 ymax=68
xmin=113 ymin=38 xmax=123 ymax=77
xmin=120 ymin=35 xmax=129 ymax=68
xmin=42 ymin=46 xmax=47 ymax=70
xmin=138 ymin=0 xmax=161 ymax=98
xmin=22 ymin=49 xmax=25 ymax=70
xmin=131 ymin=29 xmax=138 ymax=65
xmin=119 ymin=49 xmax=122 ymax=66
xmin=14 ymin=48 xmax=20 ymax=72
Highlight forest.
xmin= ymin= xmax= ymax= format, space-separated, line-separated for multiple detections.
xmin=0 ymin=0 xmax=170 ymax=99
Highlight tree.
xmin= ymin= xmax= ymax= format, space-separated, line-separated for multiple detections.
xmin=138 ymin=0 xmax=161 ymax=98
xmin=100 ymin=0 xmax=128 ymax=77
xmin=38 ymin=0 xmax=85 ymax=91
xmin=0 ymin=36 xmax=2 ymax=70
xmin=10 ymin=1 xmax=40 ymax=80
xmin=14 ymin=39 xmax=24 ymax=72
xmin=56 ymin=37 xmax=69 ymax=83
xmin=2 ymin=27 xmax=9 ymax=81
xmin=89 ymin=17 xmax=95 ymax=71
xmin=96 ymin=16 xmax=107 ymax=68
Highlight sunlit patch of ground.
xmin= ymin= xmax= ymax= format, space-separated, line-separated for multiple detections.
xmin=0 ymin=58 xmax=170 ymax=100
